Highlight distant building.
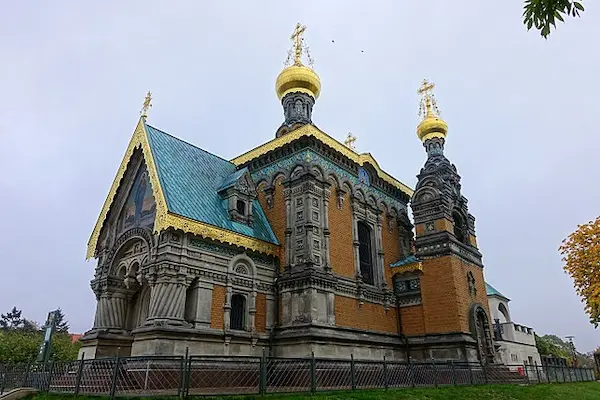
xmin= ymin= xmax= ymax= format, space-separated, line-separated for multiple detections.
xmin=486 ymin=283 xmax=542 ymax=368
xmin=71 ymin=334 xmax=83 ymax=343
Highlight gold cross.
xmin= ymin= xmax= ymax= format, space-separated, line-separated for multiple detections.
xmin=290 ymin=23 xmax=307 ymax=66
xmin=344 ymin=132 xmax=357 ymax=150
xmin=418 ymin=79 xmax=440 ymax=119
xmin=140 ymin=91 xmax=152 ymax=119
xmin=417 ymin=79 xmax=435 ymax=96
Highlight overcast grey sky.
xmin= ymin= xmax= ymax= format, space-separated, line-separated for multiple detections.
xmin=1 ymin=1 xmax=598 ymax=352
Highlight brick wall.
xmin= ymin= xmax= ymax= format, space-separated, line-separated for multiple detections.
xmin=400 ymin=305 xmax=426 ymax=335
xmin=420 ymin=256 xmax=462 ymax=333
xmin=257 ymin=176 xmax=286 ymax=265
xmin=254 ymin=293 xmax=267 ymax=333
xmin=335 ymin=295 xmax=398 ymax=333
xmin=420 ymin=255 xmax=492 ymax=335
xmin=328 ymin=191 xmax=355 ymax=278
xmin=382 ymin=213 xmax=401 ymax=287
xmin=210 ymin=285 xmax=226 ymax=329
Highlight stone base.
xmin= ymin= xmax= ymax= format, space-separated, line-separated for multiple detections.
xmin=130 ymin=325 xmax=270 ymax=357
xmin=78 ymin=330 xmax=134 ymax=359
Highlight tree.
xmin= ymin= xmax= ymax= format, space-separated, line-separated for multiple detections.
xmin=51 ymin=308 xmax=70 ymax=333
xmin=523 ymin=0 xmax=585 ymax=38
xmin=559 ymin=216 xmax=600 ymax=327
xmin=0 ymin=307 xmax=24 ymax=330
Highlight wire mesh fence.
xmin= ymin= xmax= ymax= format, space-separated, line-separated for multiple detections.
xmin=0 ymin=353 xmax=595 ymax=398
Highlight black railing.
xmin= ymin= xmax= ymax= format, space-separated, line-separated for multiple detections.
xmin=0 ymin=353 xmax=596 ymax=398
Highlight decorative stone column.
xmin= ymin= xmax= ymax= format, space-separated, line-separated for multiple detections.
xmin=95 ymin=290 xmax=129 ymax=330
xmin=375 ymin=213 xmax=386 ymax=289
xmin=249 ymin=285 xmax=257 ymax=332
xmin=322 ymin=188 xmax=332 ymax=271
xmin=145 ymin=265 xmax=189 ymax=326
xmin=223 ymin=284 xmax=233 ymax=330
xmin=351 ymin=201 xmax=361 ymax=280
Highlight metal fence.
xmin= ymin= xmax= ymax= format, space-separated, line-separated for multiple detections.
xmin=0 ymin=353 xmax=596 ymax=398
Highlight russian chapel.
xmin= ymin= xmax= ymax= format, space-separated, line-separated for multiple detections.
xmin=81 ymin=24 xmax=495 ymax=363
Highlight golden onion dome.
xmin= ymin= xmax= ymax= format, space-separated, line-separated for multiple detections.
xmin=275 ymin=64 xmax=321 ymax=100
xmin=417 ymin=111 xmax=448 ymax=142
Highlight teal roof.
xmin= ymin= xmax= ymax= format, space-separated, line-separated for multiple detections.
xmin=217 ymin=167 xmax=249 ymax=193
xmin=485 ymin=282 xmax=509 ymax=300
xmin=144 ymin=123 xmax=278 ymax=245
xmin=390 ymin=254 xmax=420 ymax=267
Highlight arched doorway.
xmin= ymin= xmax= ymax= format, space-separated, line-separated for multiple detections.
xmin=471 ymin=304 xmax=495 ymax=364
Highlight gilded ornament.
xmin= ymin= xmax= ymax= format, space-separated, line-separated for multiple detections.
xmin=417 ymin=79 xmax=448 ymax=142
xmin=231 ymin=124 xmax=414 ymax=196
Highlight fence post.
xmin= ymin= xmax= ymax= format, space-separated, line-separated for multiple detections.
xmin=383 ymin=356 xmax=388 ymax=390
xmin=0 ymin=365 xmax=5 ymax=395
xmin=178 ymin=347 xmax=188 ymax=399
xmin=350 ymin=354 xmax=356 ymax=390
xmin=109 ymin=354 xmax=120 ymax=400
xmin=22 ymin=363 xmax=31 ymax=387
xmin=431 ymin=358 xmax=438 ymax=388
xmin=44 ymin=361 xmax=55 ymax=393
xmin=451 ymin=361 xmax=456 ymax=386
xmin=74 ymin=353 xmax=85 ymax=396
xmin=185 ymin=354 xmax=192 ymax=398
xmin=259 ymin=347 xmax=266 ymax=396
xmin=482 ymin=362 xmax=488 ymax=385
xmin=409 ymin=359 xmax=415 ymax=388
xmin=310 ymin=352 xmax=316 ymax=393
xmin=534 ymin=362 xmax=541 ymax=383
xmin=467 ymin=362 xmax=473 ymax=385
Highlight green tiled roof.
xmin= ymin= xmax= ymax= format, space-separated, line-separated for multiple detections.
xmin=390 ymin=255 xmax=420 ymax=267
xmin=485 ymin=282 xmax=509 ymax=300
xmin=144 ymin=123 xmax=278 ymax=245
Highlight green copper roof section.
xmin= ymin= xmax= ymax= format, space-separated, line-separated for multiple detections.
xmin=144 ymin=123 xmax=278 ymax=245
xmin=485 ymin=282 xmax=509 ymax=300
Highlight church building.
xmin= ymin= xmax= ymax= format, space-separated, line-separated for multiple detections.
xmin=80 ymin=24 xmax=495 ymax=363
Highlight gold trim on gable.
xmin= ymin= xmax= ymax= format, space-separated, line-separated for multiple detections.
xmin=86 ymin=119 xmax=169 ymax=259
xmin=87 ymin=119 xmax=279 ymax=260
xmin=230 ymin=125 xmax=414 ymax=197
xmin=163 ymin=213 xmax=279 ymax=256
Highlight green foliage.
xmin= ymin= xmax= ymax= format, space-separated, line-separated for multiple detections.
xmin=0 ymin=306 xmax=80 ymax=364
xmin=523 ymin=0 xmax=585 ymax=38
xmin=0 ymin=330 xmax=80 ymax=363
xmin=52 ymin=308 xmax=70 ymax=334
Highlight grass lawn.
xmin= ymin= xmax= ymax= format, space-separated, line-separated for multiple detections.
xmin=31 ymin=382 xmax=600 ymax=400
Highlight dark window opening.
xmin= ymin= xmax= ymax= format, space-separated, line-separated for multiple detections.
xmin=358 ymin=221 xmax=374 ymax=285
xmin=453 ymin=212 xmax=466 ymax=243
xmin=230 ymin=294 xmax=246 ymax=331
xmin=236 ymin=200 xmax=246 ymax=216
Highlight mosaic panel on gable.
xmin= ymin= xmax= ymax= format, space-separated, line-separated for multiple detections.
xmin=251 ymin=149 xmax=406 ymax=212
xmin=118 ymin=163 xmax=156 ymax=235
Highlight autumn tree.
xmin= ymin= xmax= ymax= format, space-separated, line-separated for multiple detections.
xmin=559 ymin=216 xmax=600 ymax=327
xmin=523 ymin=0 xmax=584 ymax=38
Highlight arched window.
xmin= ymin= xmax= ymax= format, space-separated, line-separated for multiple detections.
xmin=453 ymin=211 xmax=466 ymax=243
xmin=358 ymin=221 xmax=374 ymax=285
xmin=230 ymin=294 xmax=246 ymax=331
xmin=236 ymin=200 xmax=246 ymax=216
xmin=498 ymin=303 xmax=510 ymax=323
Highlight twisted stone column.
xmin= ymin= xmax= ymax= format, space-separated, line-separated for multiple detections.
xmin=94 ymin=291 xmax=129 ymax=330
xmin=145 ymin=265 xmax=190 ymax=326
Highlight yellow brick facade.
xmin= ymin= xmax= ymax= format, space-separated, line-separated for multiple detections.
xmin=328 ymin=191 xmax=355 ymax=278
xmin=335 ymin=295 xmax=398 ymax=334
xmin=210 ymin=284 xmax=226 ymax=330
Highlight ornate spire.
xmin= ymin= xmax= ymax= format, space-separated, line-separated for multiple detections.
xmin=344 ymin=132 xmax=357 ymax=151
xmin=416 ymin=79 xmax=448 ymax=146
xmin=275 ymin=23 xmax=321 ymax=137
xmin=140 ymin=91 xmax=152 ymax=120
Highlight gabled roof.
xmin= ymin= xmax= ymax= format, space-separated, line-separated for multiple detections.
xmin=217 ymin=167 xmax=249 ymax=193
xmin=485 ymin=282 xmax=510 ymax=301
xmin=231 ymin=124 xmax=414 ymax=198
xmin=87 ymin=119 xmax=278 ymax=259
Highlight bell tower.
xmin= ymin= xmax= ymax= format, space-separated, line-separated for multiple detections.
xmin=410 ymin=80 xmax=495 ymax=363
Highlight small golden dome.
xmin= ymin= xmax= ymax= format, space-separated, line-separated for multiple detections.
xmin=275 ymin=64 xmax=321 ymax=100
xmin=417 ymin=112 xmax=448 ymax=142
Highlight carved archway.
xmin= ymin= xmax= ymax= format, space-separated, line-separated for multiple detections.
xmin=470 ymin=303 xmax=495 ymax=364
